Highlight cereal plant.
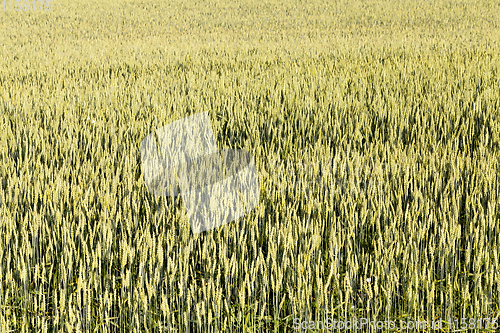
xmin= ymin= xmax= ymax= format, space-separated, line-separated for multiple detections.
xmin=1 ymin=0 xmax=500 ymax=332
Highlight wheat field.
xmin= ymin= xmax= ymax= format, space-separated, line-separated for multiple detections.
xmin=1 ymin=0 xmax=500 ymax=332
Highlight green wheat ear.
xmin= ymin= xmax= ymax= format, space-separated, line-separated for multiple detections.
xmin=2 ymin=4 xmax=500 ymax=331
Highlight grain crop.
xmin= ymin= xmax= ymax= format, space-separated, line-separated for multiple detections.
xmin=1 ymin=0 xmax=500 ymax=332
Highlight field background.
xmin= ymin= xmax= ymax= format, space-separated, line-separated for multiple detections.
xmin=1 ymin=0 xmax=500 ymax=332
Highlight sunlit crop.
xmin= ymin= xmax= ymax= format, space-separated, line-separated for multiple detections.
xmin=1 ymin=0 xmax=500 ymax=332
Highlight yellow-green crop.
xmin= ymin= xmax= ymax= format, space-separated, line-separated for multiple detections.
xmin=1 ymin=0 xmax=500 ymax=332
